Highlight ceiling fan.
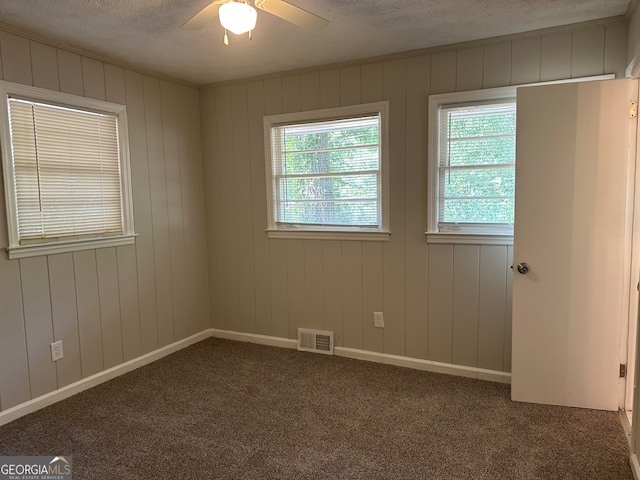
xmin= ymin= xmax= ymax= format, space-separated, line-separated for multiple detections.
xmin=182 ymin=0 xmax=329 ymax=45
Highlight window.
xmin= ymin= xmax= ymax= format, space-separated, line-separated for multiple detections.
xmin=264 ymin=102 xmax=389 ymax=240
xmin=0 ymin=81 xmax=135 ymax=259
xmin=428 ymin=87 xmax=517 ymax=244
xmin=437 ymin=100 xmax=516 ymax=233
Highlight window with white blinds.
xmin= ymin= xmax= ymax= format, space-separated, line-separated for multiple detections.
xmin=437 ymin=101 xmax=516 ymax=234
xmin=0 ymin=81 xmax=135 ymax=259
xmin=264 ymin=102 xmax=389 ymax=240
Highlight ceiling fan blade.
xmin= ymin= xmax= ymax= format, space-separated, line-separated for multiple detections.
xmin=256 ymin=0 xmax=329 ymax=31
xmin=181 ymin=2 xmax=223 ymax=30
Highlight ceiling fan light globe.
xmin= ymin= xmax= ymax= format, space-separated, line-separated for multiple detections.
xmin=219 ymin=2 xmax=257 ymax=35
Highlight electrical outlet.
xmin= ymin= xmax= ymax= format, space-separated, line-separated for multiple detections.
xmin=51 ymin=340 xmax=63 ymax=362
xmin=373 ymin=312 xmax=384 ymax=328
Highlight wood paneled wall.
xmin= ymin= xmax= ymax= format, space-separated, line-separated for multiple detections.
xmin=201 ymin=19 xmax=628 ymax=373
xmin=0 ymin=30 xmax=209 ymax=412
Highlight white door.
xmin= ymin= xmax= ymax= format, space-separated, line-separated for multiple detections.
xmin=511 ymin=78 xmax=637 ymax=410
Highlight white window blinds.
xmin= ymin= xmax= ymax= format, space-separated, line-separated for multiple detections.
xmin=437 ymin=101 xmax=516 ymax=234
xmin=270 ymin=114 xmax=381 ymax=228
xmin=8 ymin=98 xmax=123 ymax=243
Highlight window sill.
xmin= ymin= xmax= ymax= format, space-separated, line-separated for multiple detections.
xmin=7 ymin=234 xmax=137 ymax=259
xmin=426 ymin=232 xmax=513 ymax=246
xmin=267 ymin=229 xmax=390 ymax=242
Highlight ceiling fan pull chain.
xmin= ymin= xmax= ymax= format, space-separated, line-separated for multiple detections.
xmin=223 ymin=29 xmax=229 ymax=46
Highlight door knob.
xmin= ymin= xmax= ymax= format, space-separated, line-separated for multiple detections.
xmin=517 ymin=263 xmax=530 ymax=274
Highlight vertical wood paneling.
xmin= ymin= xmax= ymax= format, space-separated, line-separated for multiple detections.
xmin=452 ymin=245 xmax=480 ymax=367
xmin=144 ymin=75 xmax=174 ymax=346
xmin=404 ymin=55 xmax=429 ymax=360
xmin=47 ymin=254 xmax=82 ymax=388
xmin=264 ymin=78 xmax=288 ymax=338
xmin=342 ymin=242 xmax=363 ymax=349
xmin=19 ymin=257 xmax=57 ymax=398
xmin=105 ymin=64 xmax=143 ymax=358
xmin=95 ymin=248 xmax=124 ymax=369
xmin=286 ymin=239 xmax=306 ymax=338
xmin=73 ymin=250 xmax=104 ymax=377
xmin=360 ymin=63 xmax=384 ymax=103
xmin=340 ymin=66 xmax=361 ymax=106
xmin=504 ymin=246 xmax=514 ymax=372
xmin=319 ymin=69 xmax=340 ymax=108
xmin=483 ymin=42 xmax=511 ymax=88
xmin=456 ymin=47 xmax=483 ymax=91
xmin=81 ymin=56 xmax=105 ymax=100
xmin=430 ymin=50 xmax=456 ymax=94
xmin=362 ymin=242 xmax=384 ymax=353
xmin=428 ymin=244 xmax=454 ymax=363
xmin=477 ymin=246 xmax=507 ymax=371
xmin=216 ymin=85 xmax=240 ymax=332
xmin=201 ymin=87 xmax=224 ymax=329
xmin=322 ymin=241 xmax=343 ymax=345
xmin=231 ymin=83 xmax=257 ymax=334
xmin=605 ymin=23 xmax=628 ymax=78
xmin=30 ymin=42 xmax=59 ymax=91
xmin=382 ymin=59 xmax=406 ymax=356
xmin=571 ymin=27 xmax=605 ymax=78
xmin=246 ymin=81 xmax=271 ymax=335
xmin=0 ymin=32 xmax=32 ymax=85
xmin=105 ymin=64 xmax=144 ymax=364
xmin=125 ymin=70 xmax=159 ymax=354
xmin=160 ymin=81 xmax=188 ymax=340
xmin=116 ymin=245 xmax=142 ymax=361
xmin=176 ymin=85 xmax=198 ymax=336
xmin=0 ymin=257 xmax=29 ymax=410
xmin=540 ymin=33 xmax=572 ymax=81
xmin=104 ymin=64 xmax=126 ymax=103
xmin=187 ymin=87 xmax=210 ymax=332
xmin=282 ymin=74 xmax=301 ymax=113
xmin=177 ymin=85 xmax=202 ymax=336
xmin=511 ymin=37 xmax=541 ymax=85
xmin=300 ymin=72 xmax=320 ymax=111
xmin=270 ymin=239 xmax=289 ymax=338
xmin=304 ymin=240 xmax=324 ymax=330
xmin=264 ymin=78 xmax=283 ymax=113
xmin=57 ymin=50 xmax=83 ymax=96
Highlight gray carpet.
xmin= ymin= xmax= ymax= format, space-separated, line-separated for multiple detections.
xmin=0 ymin=338 xmax=633 ymax=479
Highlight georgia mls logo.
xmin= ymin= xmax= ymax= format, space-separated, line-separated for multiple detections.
xmin=0 ymin=455 xmax=72 ymax=479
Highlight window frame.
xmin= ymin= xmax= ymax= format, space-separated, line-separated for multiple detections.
xmin=264 ymin=101 xmax=390 ymax=241
xmin=427 ymin=75 xmax=614 ymax=246
xmin=0 ymin=81 xmax=135 ymax=259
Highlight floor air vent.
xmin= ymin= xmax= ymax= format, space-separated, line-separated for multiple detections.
xmin=297 ymin=328 xmax=334 ymax=355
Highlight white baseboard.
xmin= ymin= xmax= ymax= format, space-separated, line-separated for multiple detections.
xmin=334 ymin=347 xmax=511 ymax=384
xmin=209 ymin=329 xmax=511 ymax=384
xmin=0 ymin=330 xmax=210 ymax=427
xmin=209 ymin=329 xmax=297 ymax=349
xmin=631 ymin=453 xmax=640 ymax=480
xmin=0 ymin=327 xmax=510 ymax=427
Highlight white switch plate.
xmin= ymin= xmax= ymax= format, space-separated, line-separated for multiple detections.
xmin=51 ymin=340 xmax=63 ymax=362
xmin=373 ymin=312 xmax=384 ymax=328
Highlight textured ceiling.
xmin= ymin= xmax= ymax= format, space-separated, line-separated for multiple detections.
xmin=0 ymin=0 xmax=631 ymax=85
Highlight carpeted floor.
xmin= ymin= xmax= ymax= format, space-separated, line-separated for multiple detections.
xmin=0 ymin=338 xmax=633 ymax=479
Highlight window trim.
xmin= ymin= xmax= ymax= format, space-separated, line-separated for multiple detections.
xmin=264 ymin=101 xmax=390 ymax=241
xmin=0 ymin=81 xmax=136 ymax=259
xmin=426 ymin=74 xmax=614 ymax=245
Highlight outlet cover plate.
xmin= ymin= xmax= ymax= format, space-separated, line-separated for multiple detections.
xmin=51 ymin=340 xmax=63 ymax=362
xmin=373 ymin=312 xmax=384 ymax=328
